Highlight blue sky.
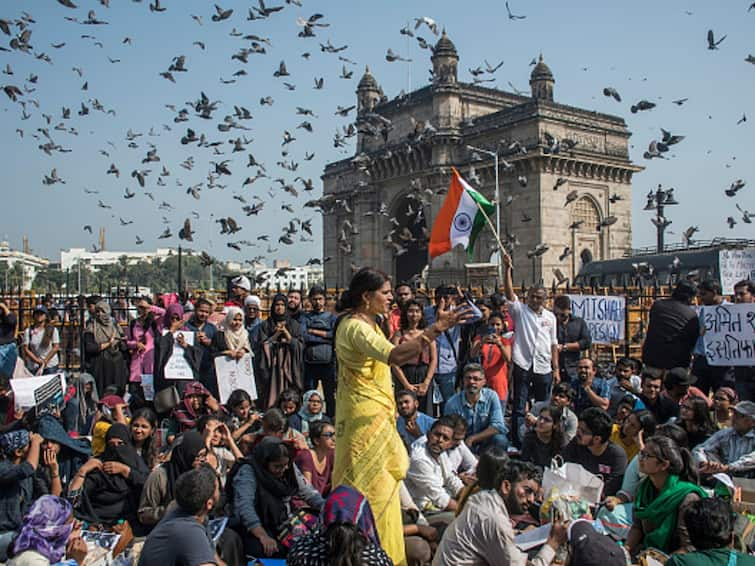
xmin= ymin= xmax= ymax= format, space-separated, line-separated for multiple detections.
xmin=0 ymin=0 xmax=752 ymax=266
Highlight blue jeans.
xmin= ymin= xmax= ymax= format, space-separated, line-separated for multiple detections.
xmin=472 ymin=432 xmax=510 ymax=454
xmin=511 ymin=364 xmax=553 ymax=448
xmin=434 ymin=371 xmax=457 ymax=411
xmin=0 ymin=343 xmax=18 ymax=378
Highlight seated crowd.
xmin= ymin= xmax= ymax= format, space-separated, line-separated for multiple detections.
xmin=0 ymin=276 xmax=752 ymax=565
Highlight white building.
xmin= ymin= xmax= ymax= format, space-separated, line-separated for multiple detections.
xmin=60 ymin=247 xmax=191 ymax=272
xmin=249 ymin=260 xmax=325 ymax=291
xmin=0 ymin=240 xmax=49 ymax=290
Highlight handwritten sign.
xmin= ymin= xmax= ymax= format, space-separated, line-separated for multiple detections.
xmin=215 ymin=353 xmax=257 ymax=404
xmin=567 ymin=294 xmax=625 ymax=344
xmin=10 ymin=373 xmax=66 ymax=412
xmin=702 ymin=303 xmax=755 ymax=366
xmin=719 ymin=249 xmax=755 ymax=295
xmin=163 ymin=331 xmax=195 ymax=380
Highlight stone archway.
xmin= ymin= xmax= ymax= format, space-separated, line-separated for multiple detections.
xmin=392 ymin=196 xmax=428 ymax=284
xmin=571 ymin=196 xmax=603 ymax=277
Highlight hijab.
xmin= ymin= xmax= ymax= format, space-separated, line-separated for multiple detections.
xmin=13 ymin=495 xmax=73 ymax=563
xmin=76 ymin=423 xmax=147 ymax=525
xmin=298 ymin=390 xmax=326 ymax=423
xmin=89 ymin=300 xmax=120 ymax=346
xmin=248 ymin=436 xmax=297 ymax=532
xmin=165 ymin=303 xmax=186 ymax=329
xmin=223 ymin=306 xmax=251 ymax=352
xmin=269 ymin=294 xmax=288 ymax=324
xmin=164 ymin=430 xmax=205 ymax=499
xmin=172 ymin=381 xmax=210 ymax=431
xmin=321 ymin=485 xmax=381 ymax=546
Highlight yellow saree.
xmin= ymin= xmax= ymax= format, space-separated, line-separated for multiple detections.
xmin=333 ymin=316 xmax=408 ymax=566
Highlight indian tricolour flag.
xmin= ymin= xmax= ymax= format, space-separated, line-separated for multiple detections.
xmin=429 ymin=168 xmax=495 ymax=259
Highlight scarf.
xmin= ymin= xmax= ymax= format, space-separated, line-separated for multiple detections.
xmin=269 ymin=294 xmax=288 ymax=323
xmin=165 ymin=303 xmax=185 ymax=328
xmin=89 ymin=300 xmax=119 ymax=346
xmin=172 ymin=381 xmax=210 ymax=431
xmin=0 ymin=429 xmax=29 ymax=455
xmin=321 ymin=485 xmax=381 ymax=546
xmin=76 ymin=423 xmax=147 ymax=525
xmin=77 ymin=373 xmax=99 ymax=432
xmin=298 ymin=390 xmax=326 ymax=423
xmin=164 ymin=430 xmax=205 ymax=499
xmin=249 ymin=436 xmax=298 ymax=532
xmin=13 ymin=495 xmax=73 ymax=563
xmin=633 ymin=474 xmax=707 ymax=552
xmin=223 ymin=306 xmax=251 ymax=352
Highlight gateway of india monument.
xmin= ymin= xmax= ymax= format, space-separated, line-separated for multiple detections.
xmin=322 ymin=31 xmax=642 ymax=288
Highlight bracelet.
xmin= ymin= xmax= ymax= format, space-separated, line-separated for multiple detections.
xmin=51 ymin=474 xmax=59 ymax=478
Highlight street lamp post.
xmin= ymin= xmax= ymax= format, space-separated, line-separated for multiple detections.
xmin=466 ymin=145 xmax=502 ymax=282
xmin=643 ymin=184 xmax=678 ymax=253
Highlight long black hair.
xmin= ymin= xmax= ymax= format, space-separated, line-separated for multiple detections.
xmin=131 ymin=407 xmax=159 ymax=469
xmin=399 ymin=299 xmax=426 ymax=331
xmin=334 ymin=267 xmax=391 ymax=339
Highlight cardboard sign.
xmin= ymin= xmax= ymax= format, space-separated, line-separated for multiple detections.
xmin=10 ymin=373 xmax=66 ymax=413
xmin=701 ymin=303 xmax=755 ymax=366
xmin=567 ymin=294 xmax=626 ymax=344
xmin=214 ymin=353 xmax=257 ymax=404
xmin=163 ymin=330 xmax=195 ymax=380
xmin=719 ymin=249 xmax=755 ymax=295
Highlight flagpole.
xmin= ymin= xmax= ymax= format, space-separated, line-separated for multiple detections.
xmin=466 ymin=145 xmax=502 ymax=283
xmin=469 ymin=191 xmax=509 ymax=276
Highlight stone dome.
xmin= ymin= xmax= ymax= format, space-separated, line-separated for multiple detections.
xmin=357 ymin=66 xmax=379 ymax=90
xmin=433 ymin=30 xmax=458 ymax=57
xmin=530 ymin=54 xmax=554 ymax=81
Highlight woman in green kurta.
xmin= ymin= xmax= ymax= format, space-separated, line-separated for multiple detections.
xmin=626 ymin=435 xmax=707 ymax=556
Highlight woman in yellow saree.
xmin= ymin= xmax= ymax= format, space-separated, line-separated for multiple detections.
xmin=333 ymin=268 xmax=470 ymax=565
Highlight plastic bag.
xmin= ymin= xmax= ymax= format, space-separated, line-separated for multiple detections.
xmin=542 ymin=459 xmax=604 ymax=506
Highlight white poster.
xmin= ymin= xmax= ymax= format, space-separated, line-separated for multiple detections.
xmin=140 ymin=374 xmax=154 ymax=401
xmin=163 ymin=331 xmax=195 ymax=380
xmin=10 ymin=373 xmax=66 ymax=411
xmin=214 ymin=353 xmax=257 ymax=404
xmin=701 ymin=303 xmax=755 ymax=367
xmin=719 ymin=249 xmax=755 ymax=295
xmin=566 ymin=294 xmax=626 ymax=344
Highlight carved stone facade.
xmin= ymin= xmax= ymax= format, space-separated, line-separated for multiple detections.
xmin=322 ymin=33 xmax=642 ymax=288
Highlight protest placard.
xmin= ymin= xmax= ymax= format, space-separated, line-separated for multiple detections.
xmin=701 ymin=303 xmax=755 ymax=366
xmin=10 ymin=373 xmax=66 ymax=413
xmin=140 ymin=374 xmax=154 ymax=401
xmin=215 ymin=353 xmax=257 ymax=404
xmin=163 ymin=330 xmax=195 ymax=380
xmin=566 ymin=294 xmax=625 ymax=344
xmin=719 ymin=249 xmax=755 ymax=295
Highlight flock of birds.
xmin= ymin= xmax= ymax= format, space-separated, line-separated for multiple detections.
xmin=0 ymin=0 xmax=752 ymax=283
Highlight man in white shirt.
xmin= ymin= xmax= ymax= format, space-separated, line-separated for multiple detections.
xmin=501 ymin=250 xmax=559 ymax=447
xmin=405 ymin=416 xmax=463 ymax=519
xmin=411 ymin=414 xmax=478 ymax=485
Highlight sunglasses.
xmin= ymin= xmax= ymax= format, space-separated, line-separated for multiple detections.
xmin=319 ymin=431 xmax=335 ymax=438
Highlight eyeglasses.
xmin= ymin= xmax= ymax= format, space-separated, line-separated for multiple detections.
xmin=319 ymin=431 xmax=335 ymax=438
xmin=638 ymin=451 xmax=658 ymax=461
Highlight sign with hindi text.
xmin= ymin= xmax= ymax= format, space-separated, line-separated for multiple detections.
xmin=567 ymin=294 xmax=626 ymax=344
xmin=163 ymin=331 xmax=195 ymax=380
xmin=215 ymin=353 xmax=257 ymax=404
xmin=701 ymin=303 xmax=755 ymax=366
xmin=719 ymin=249 xmax=755 ymax=295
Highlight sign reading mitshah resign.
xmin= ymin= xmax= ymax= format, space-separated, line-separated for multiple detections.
xmin=702 ymin=303 xmax=755 ymax=367
xmin=567 ymin=295 xmax=626 ymax=344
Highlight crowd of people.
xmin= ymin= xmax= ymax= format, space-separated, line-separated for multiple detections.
xmin=0 ymin=269 xmax=753 ymax=566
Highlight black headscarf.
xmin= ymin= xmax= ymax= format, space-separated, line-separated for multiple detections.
xmin=251 ymin=436 xmax=297 ymax=533
xmin=76 ymin=423 xmax=148 ymax=526
xmin=164 ymin=430 xmax=205 ymax=500
xmin=269 ymin=293 xmax=288 ymax=323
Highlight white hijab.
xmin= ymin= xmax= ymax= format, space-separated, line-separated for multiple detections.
xmin=223 ymin=306 xmax=251 ymax=352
